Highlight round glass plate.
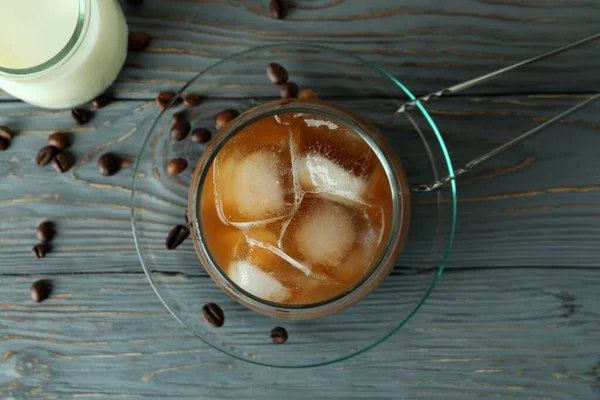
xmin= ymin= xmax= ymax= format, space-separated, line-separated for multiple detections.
xmin=131 ymin=43 xmax=457 ymax=368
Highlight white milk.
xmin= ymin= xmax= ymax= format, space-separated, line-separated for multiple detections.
xmin=0 ymin=0 xmax=128 ymax=109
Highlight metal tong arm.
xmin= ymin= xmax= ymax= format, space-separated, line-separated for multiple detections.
xmin=400 ymin=32 xmax=600 ymax=192
xmin=397 ymin=32 xmax=600 ymax=114
xmin=411 ymin=93 xmax=600 ymax=192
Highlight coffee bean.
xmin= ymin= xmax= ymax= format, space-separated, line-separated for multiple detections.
xmin=0 ymin=125 xmax=15 ymax=140
xmin=170 ymin=111 xmax=186 ymax=125
xmin=31 ymin=280 xmax=51 ymax=303
xmin=270 ymin=0 xmax=285 ymax=19
xmin=0 ymin=128 xmax=12 ymax=151
xmin=270 ymin=327 xmax=288 ymax=344
xmin=126 ymin=0 xmax=144 ymax=5
xmin=165 ymin=224 xmax=190 ymax=250
xmin=266 ymin=63 xmax=288 ymax=85
xmin=183 ymin=93 xmax=202 ymax=108
xmin=52 ymin=153 xmax=69 ymax=173
xmin=166 ymin=158 xmax=187 ymax=176
xmin=98 ymin=153 xmax=121 ymax=176
xmin=48 ymin=132 xmax=70 ymax=150
xmin=32 ymin=243 xmax=47 ymax=259
xmin=215 ymin=109 xmax=239 ymax=130
xmin=129 ymin=31 xmax=151 ymax=51
xmin=71 ymin=108 xmax=92 ymax=125
xmin=36 ymin=146 xmax=57 ymax=166
xmin=190 ymin=128 xmax=211 ymax=144
xmin=299 ymin=88 xmax=318 ymax=99
xmin=280 ymin=82 xmax=299 ymax=99
xmin=156 ymin=91 xmax=177 ymax=110
xmin=202 ymin=303 xmax=224 ymax=327
xmin=92 ymin=94 xmax=112 ymax=109
xmin=36 ymin=221 xmax=55 ymax=243
xmin=170 ymin=119 xmax=191 ymax=141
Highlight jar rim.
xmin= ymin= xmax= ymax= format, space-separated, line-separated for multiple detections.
xmin=188 ymin=100 xmax=409 ymax=317
xmin=0 ymin=0 xmax=89 ymax=76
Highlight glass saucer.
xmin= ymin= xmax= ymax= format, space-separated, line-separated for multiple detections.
xmin=131 ymin=43 xmax=456 ymax=368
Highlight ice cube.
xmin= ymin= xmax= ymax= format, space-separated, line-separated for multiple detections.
xmin=214 ymin=149 xmax=296 ymax=225
xmin=236 ymin=227 xmax=312 ymax=275
xmin=294 ymin=198 xmax=356 ymax=266
xmin=362 ymin=162 xmax=391 ymax=201
xmin=296 ymin=114 xmax=378 ymax=178
xmin=279 ymin=193 xmax=384 ymax=282
xmin=275 ymin=112 xmax=304 ymax=126
xmin=234 ymin=151 xmax=285 ymax=217
xmin=228 ymin=260 xmax=291 ymax=303
xmin=298 ymin=153 xmax=368 ymax=201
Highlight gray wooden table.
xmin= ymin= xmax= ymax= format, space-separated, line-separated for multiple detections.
xmin=1 ymin=1 xmax=599 ymax=399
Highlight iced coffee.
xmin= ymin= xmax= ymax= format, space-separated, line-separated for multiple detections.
xmin=199 ymin=109 xmax=396 ymax=305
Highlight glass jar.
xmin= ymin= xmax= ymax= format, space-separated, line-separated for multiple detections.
xmin=188 ymin=99 xmax=411 ymax=320
xmin=0 ymin=0 xmax=128 ymax=109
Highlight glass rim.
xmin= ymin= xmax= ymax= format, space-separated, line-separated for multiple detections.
xmin=0 ymin=0 xmax=89 ymax=76
xmin=189 ymin=100 xmax=407 ymax=313
xmin=131 ymin=42 xmax=458 ymax=368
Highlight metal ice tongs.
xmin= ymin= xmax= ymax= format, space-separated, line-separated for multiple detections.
xmin=399 ymin=32 xmax=600 ymax=193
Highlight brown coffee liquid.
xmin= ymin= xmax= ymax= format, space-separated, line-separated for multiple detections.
xmin=200 ymin=112 xmax=393 ymax=305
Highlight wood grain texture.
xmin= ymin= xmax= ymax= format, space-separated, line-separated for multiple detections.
xmin=116 ymin=0 xmax=600 ymax=96
xmin=1 ymin=1 xmax=599 ymax=398
xmin=1 ymin=95 xmax=599 ymax=272
xmin=0 ymin=269 xmax=598 ymax=399
xmin=1 ymin=0 xmax=598 ymax=101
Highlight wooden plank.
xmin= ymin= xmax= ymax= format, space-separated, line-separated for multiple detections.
xmin=113 ymin=0 xmax=600 ymax=96
xmin=0 ymin=94 xmax=599 ymax=273
xmin=2 ymin=0 xmax=600 ymax=101
xmin=0 ymin=268 xmax=598 ymax=399
xmin=1 ymin=2 xmax=598 ymax=399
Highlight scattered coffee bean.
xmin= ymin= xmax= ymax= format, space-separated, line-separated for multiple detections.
xmin=165 ymin=224 xmax=190 ymax=250
xmin=126 ymin=0 xmax=144 ymax=5
xmin=71 ymin=108 xmax=92 ymax=125
xmin=190 ymin=128 xmax=211 ymax=144
xmin=170 ymin=111 xmax=186 ymax=125
xmin=0 ymin=125 xmax=15 ymax=141
xmin=183 ymin=93 xmax=202 ymax=108
xmin=36 ymin=221 xmax=55 ymax=243
xmin=92 ymin=94 xmax=112 ymax=109
xmin=270 ymin=0 xmax=285 ymax=19
xmin=266 ymin=63 xmax=288 ymax=85
xmin=299 ymin=88 xmax=318 ymax=99
xmin=270 ymin=327 xmax=288 ymax=344
xmin=31 ymin=280 xmax=51 ymax=303
xmin=156 ymin=91 xmax=177 ymax=109
xmin=36 ymin=146 xmax=57 ymax=166
xmin=98 ymin=153 xmax=121 ymax=176
xmin=32 ymin=243 xmax=47 ymax=259
xmin=280 ymin=82 xmax=299 ymax=99
xmin=166 ymin=158 xmax=187 ymax=176
xmin=129 ymin=31 xmax=151 ymax=51
xmin=215 ymin=109 xmax=239 ymax=130
xmin=52 ymin=153 xmax=69 ymax=173
xmin=170 ymin=119 xmax=191 ymax=141
xmin=0 ymin=126 xmax=13 ymax=151
xmin=202 ymin=303 xmax=224 ymax=327
xmin=48 ymin=132 xmax=70 ymax=150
